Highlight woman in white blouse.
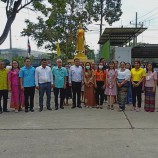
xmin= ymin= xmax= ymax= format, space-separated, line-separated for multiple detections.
xmin=117 ymin=62 xmax=131 ymax=111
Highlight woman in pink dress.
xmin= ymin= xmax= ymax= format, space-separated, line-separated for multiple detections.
xmin=8 ymin=60 xmax=24 ymax=112
xmin=105 ymin=61 xmax=117 ymax=110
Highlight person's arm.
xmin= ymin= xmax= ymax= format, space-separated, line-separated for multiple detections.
xmin=50 ymin=68 xmax=54 ymax=88
xmin=93 ymin=71 xmax=97 ymax=88
xmin=35 ymin=68 xmax=39 ymax=89
xmin=69 ymin=66 xmax=72 ymax=86
xmin=137 ymin=70 xmax=146 ymax=86
xmin=121 ymin=70 xmax=131 ymax=86
xmin=103 ymin=71 xmax=106 ymax=88
xmin=153 ymin=71 xmax=157 ymax=92
xmin=8 ymin=71 xmax=11 ymax=91
xmin=52 ymin=67 xmax=55 ymax=88
xmin=112 ymin=70 xmax=117 ymax=87
xmin=19 ymin=69 xmax=24 ymax=90
xmin=64 ymin=68 xmax=67 ymax=89
xmin=105 ymin=70 xmax=108 ymax=87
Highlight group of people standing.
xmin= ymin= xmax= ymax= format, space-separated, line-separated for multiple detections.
xmin=0 ymin=57 xmax=157 ymax=113
xmin=68 ymin=58 xmax=157 ymax=112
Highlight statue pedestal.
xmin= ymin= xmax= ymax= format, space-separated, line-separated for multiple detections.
xmin=67 ymin=53 xmax=94 ymax=64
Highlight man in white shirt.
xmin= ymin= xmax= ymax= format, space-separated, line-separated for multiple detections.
xmin=35 ymin=59 xmax=54 ymax=112
xmin=69 ymin=58 xmax=83 ymax=109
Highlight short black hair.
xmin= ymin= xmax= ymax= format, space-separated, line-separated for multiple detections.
xmin=24 ymin=57 xmax=30 ymax=62
xmin=74 ymin=58 xmax=80 ymax=62
xmin=41 ymin=58 xmax=47 ymax=62
xmin=100 ymin=58 xmax=104 ymax=62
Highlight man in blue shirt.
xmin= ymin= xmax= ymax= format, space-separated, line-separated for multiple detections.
xmin=52 ymin=59 xmax=67 ymax=110
xmin=19 ymin=57 xmax=35 ymax=112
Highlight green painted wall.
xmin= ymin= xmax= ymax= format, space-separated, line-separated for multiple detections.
xmin=101 ymin=40 xmax=110 ymax=60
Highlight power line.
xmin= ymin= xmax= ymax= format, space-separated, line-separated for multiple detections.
xmin=137 ymin=7 xmax=158 ymax=20
xmin=140 ymin=12 xmax=158 ymax=22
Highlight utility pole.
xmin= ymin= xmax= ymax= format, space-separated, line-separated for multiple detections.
xmin=9 ymin=27 xmax=13 ymax=61
xmin=135 ymin=12 xmax=138 ymax=46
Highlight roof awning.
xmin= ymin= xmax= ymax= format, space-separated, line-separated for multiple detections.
xmin=98 ymin=27 xmax=147 ymax=46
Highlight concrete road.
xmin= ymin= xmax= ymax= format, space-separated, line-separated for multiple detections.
xmin=0 ymin=92 xmax=158 ymax=158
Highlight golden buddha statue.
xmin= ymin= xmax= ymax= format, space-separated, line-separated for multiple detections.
xmin=75 ymin=23 xmax=87 ymax=60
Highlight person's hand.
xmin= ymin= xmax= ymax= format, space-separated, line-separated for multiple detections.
xmin=64 ymin=84 xmax=66 ymax=89
xmin=21 ymin=86 xmax=24 ymax=91
xmin=52 ymin=84 xmax=55 ymax=88
xmin=95 ymin=84 xmax=97 ymax=89
xmin=51 ymin=84 xmax=54 ymax=89
xmin=117 ymin=83 xmax=121 ymax=88
xmin=135 ymin=83 xmax=139 ymax=87
xmin=153 ymin=87 xmax=156 ymax=93
xmin=36 ymin=86 xmax=39 ymax=90
xmin=69 ymin=83 xmax=72 ymax=86
xmin=8 ymin=87 xmax=11 ymax=92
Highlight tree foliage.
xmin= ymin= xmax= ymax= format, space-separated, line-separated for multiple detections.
xmin=21 ymin=0 xmax=122 ymax=58
xmin=0 ymin=0 xmax=43 ymax=45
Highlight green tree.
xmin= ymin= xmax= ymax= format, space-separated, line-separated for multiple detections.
xmin=85 ymin=0 xmax=122 ymax=37
xmin=0 ymin=0 xmax=45 ymax=45
xmin=21 ymin=0 xmax=93 ymax=59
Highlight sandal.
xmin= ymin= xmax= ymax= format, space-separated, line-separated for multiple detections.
xmin=111 ymin=105 xmax=114 ymax=110
xmin=107 ymin=105 xmax=110 ymax=110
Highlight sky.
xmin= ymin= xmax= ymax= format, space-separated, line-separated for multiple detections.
xmin=0 ymin=0 xmax=158 ymax=53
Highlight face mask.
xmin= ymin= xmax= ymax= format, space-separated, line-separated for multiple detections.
xmin=99 ymin=65 xmax=103 ymax=69
xmin=86 ymin=66 xmax=90 ymax=70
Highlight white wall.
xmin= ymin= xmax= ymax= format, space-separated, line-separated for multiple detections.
xmin=114 ymin=47 xmax=131 ymax=64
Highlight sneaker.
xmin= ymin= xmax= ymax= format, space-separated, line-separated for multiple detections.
xmin=15 ymin=109 xmax=18 ymax=113
xmin=136 ymin=108 xmax=141 ymax=112
xmin=131 ymin=107 xmax=136 ymax=111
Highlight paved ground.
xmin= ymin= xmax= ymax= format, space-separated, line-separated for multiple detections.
xmin=0 ymin=91 xmax=158 ymax=158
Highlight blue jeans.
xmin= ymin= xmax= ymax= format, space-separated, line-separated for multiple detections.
xmin=39 ymin=82 xmax=51 ymax=109
xmin=54 ymin=87 xmax=65 ymax=108
xmin=127 ymin=83 xmax=133 ymax=104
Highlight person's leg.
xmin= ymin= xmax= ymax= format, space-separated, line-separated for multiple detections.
xmin=60 ymin=88 xmax=65 ymax=109
xmin=76 ymin=82 xmax=82 ymax=107
xmin=54 ymin=87 xmax=59 ymax=110
xmin=95 ymin=83 xmax=100 ymax=106
xmin=137 ymin=84 xmax=142 ymax=108
xmin=71 ymin=82 xmax=77 ymax=107
xmin=0 ymin=90 xmax=3 ymax=112
xmin=3 ymin=90 xmax=8 ymax=111
xmin=29 ymin=87 xmax=35 ymax=111
xmin=100 ymin=87 xmax=105 ymax=107
xmin=46 ymin=82 xmax=51 ymax=109
xmin=39 ymin=83 xmax=45 ymax=111
xmin=24 ymin=87 xmax=29 ymax=112
xmin=132 ymin=86 xmax=136 ymax=108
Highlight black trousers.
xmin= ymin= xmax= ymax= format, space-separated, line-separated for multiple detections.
xmin=96 ymin=81 xmax=105 ymax=105
xmin=72 ymin=81 xmax=82 ymax=107
xmin=24 ymin=87 xmax=35 ymax=110
xmin=132 ymin=82 xmax=142 ymax=108
xmin=54 ymin=87 xmax=65 ymax=108
xmin=0 ymin=90 xmax=8 ymax=111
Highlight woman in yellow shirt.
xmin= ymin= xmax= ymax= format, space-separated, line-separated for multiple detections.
xmin=131 ymin=60 xmax=146 ymax=112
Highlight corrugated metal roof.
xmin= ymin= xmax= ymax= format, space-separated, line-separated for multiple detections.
xmin=98 ymin=27 xmax=147 ymax=46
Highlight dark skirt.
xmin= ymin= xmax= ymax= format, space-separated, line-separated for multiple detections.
xmin=118 ymin=86 xmax=128 ymax=110
xmin=144 ymin=87 xmax=156 ymax=112
xmin=65 ymin=83 xmax=72 ymax=99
